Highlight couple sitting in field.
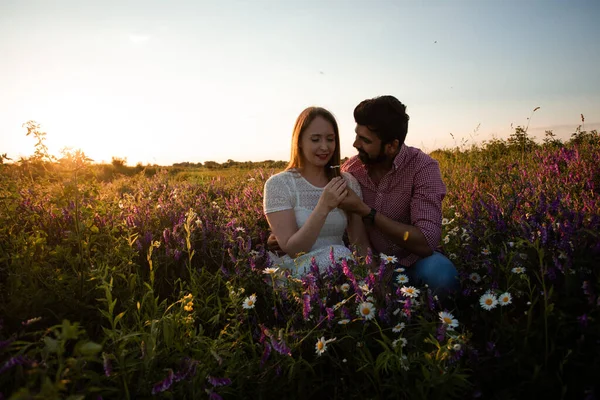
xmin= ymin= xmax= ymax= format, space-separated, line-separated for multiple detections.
xmin=263 ymin=95 xmax=459 ymax=295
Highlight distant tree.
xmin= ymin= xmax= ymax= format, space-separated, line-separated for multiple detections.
xmin=204 ymin=161 xmax=220 ymax=169
xmin=111 ymin=157 xmax=127 ymax=168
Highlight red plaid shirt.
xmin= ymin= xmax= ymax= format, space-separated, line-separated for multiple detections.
xmin=342 ymin=145 xmax=446 ymax=267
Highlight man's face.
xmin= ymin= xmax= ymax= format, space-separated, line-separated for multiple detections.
xmin=353 ymin=124 xmax=386 ymax=165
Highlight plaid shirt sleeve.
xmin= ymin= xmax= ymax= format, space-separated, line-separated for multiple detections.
xmin=410 ymin=159 xmax=446 ymax=253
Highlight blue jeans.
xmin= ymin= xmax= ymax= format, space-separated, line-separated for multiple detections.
xmin=402 ymin=252 xmax=460 ymax=296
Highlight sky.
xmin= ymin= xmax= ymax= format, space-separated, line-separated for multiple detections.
xmin=1 ymin=0 xmax=599 ymax=165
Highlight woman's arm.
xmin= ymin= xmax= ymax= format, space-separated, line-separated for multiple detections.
xmin=346 ymin=201 xmax=371 ymax=257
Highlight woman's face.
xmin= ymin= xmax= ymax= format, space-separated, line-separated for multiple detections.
xmin=299 ymin=116 xmax=336 ymax=168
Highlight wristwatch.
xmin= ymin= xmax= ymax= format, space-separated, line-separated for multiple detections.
xmin=362 ymin=208 xmax=377 ymax=224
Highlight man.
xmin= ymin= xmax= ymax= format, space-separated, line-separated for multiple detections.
xmin=338 ymin=95 xmax=458 ymax=295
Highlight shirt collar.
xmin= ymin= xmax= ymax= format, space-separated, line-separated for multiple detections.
xmin=392 ymin=144 xmax=407 ymax=170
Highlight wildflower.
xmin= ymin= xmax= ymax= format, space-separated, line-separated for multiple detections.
xmin=507 ymin=241 xmax=515 ymax=248
xmin=394 ymin=267 xmax=405 ymax=273
xmin=184 ymin=302 xmax=194 ymax=312
xmin=380 ymin=253 xmax=398 ymax=264
xmin=338 ymin=319 xmax=350 ymax=325
xmin=315 ymin=336 xmax=336 ymax=356
xmin=392 ymin=337 xmax=407 ymax=348
xmin=479 ymin=292 xmax=498 ymax=310
xmin=401 ymin=354 xmax=410 ymax=370
xmin=151 ymin=369 xmax=174 ymax=394
xmin=247 ymin=177 xmax=255 ymax=182
xmin=356 ymin=301 xmax=376 ymax=321
xmin=511 ymin=266 xmax=526 ymax=274
xmin=498 ymin=292 xmax=512 ymax=306
xmin=453 ymin=344 xmax=462 ymax=351
xmin=340 ymin=283 xmax=350 ymax=293
xmin=242 ymin=294 xmax=257 ymax=309
xmin=396 ymin=274 xmax=409 ymax=284
xmin=102 ymin=353 xmax=112 ymax=377
xmin=263 ymin=267 xmax=279 ymax=275
xmin=207 ymin=376 xmax=232 ymax=387
xmin=449 ymin=253 xmax=457 ymax=260
xmin=235 ymin=227 xmax=245 ymax=233
xmin=392 ymin=322 xmax=406 ymax=333
xmin=481 ymin=247 xmax=491 ymax=256
xmin=400 ymin=286 xmax=420 ymax=298
xmin=442 ymin=218 xmax=450 ymax=225
xmin=469 ymin=273 xmax=481 ymax=283
xmin=21 ymin=317 xmax=42 ymax=326
xmin=438 ymin=311 xmax=459 ymax=329
xmin=443 ymin=235 xmax=450 ymax=244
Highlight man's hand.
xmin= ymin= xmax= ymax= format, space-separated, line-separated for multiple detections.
xmin=267 ymin=233 xmax=286 ymax=257
xmin=338 ymin=188 xmax=370 ymax=216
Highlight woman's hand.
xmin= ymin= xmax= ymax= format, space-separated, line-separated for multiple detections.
xmin=317 ymin=177 xmax=348 ymax=212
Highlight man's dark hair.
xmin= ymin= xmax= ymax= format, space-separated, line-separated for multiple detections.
xmin=354 ymin=95 xmax=410 ymax=145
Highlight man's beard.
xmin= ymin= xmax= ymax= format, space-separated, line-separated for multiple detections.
xmin=358 ymin=148 xmax=387 ymax=165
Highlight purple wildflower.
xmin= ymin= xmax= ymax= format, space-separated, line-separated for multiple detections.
xmin=436 ymin=324 xmax=447 ymax=342
xmin=207 ymin=376 xmax=232 ymax=387
xmin=151 ymin=369 xmax=174 ymax=394
xmin=207 ymin=391 xmax=223 ymax=400
xmin=270 ymin=337 xmax=291 ymax=356
xmin=302 ymin=294 xmax=311 ymax=321
xmin=365 ymin=247 xmax=373 ymax=265
xmin=310 ymin=257 xmax=320 ymax=276
xmin=260 ymin=342 xmax=272 ymax=368
xmin=0 ymin=355 xmax=30 ymax=374
xmin=102 ymin=353 xmax=112 ymax=377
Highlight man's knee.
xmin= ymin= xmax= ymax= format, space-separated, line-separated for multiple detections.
xmin=411 ymin=252 xmax=460 ymax=293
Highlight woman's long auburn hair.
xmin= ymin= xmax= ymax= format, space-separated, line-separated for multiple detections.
xmin=286 ymin=107 xmax=341 ymax=181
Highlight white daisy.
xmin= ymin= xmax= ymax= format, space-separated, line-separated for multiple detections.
xmin=340 ymin=283 xmax=350 ymax=293
xmin=443 ymin=235 xmax=450 ymax=244
xmin=511 ymin=266 xmax=526 ymax=274
xmin=392 ymin=322 xmax=406 ymax=333
xmin=338 ymin=319 xmax=350 ymax=325
xmin=242 ymin=294 xmax=257 ymax=309
xmin=469 ymin=273 xmax=481 ymax=283
xmin=315 ymin=337 xmax=336 ymax=356
xmin=438 ymin=311 xmax=459 ymax=329
xmin=481 ymin=247 xmax=491 ymax=256
xmin=392 ymin=337 xmax=407 ymax=348
xmin=356 ymin=301 xmax=376 ymax=320
xmin=498 ymin=292 xmax=512 ymax=306
xmin=394 ymin=267 xmax=405 ymax=273
xmin=449 ymin=253 xmax=457 ymax=260
xmin=400 ymin=286 xmax=420 ymax=298
xmin=396 ymin=274 xmax=409 ymax=285
xmin=263 ymin=267 xmax=279 ymax=275
xmin=453 ymin=344 xmax=462 ymax=351
xmin=479 ymin=292 xmax=498 ymax=310
xmin=315 ymin=337 xmax=326 ymax=355
xmin=380 ymin=254 xmax=398 ymax=264
xmin=441 ymin=218 xmax=450 ymax=225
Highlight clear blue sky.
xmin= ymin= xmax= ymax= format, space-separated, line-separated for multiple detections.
xmin=1 ymin=0 xmax=599 ymax=164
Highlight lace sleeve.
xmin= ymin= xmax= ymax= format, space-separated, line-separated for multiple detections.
xmin=342 ymin=172 xmax=363 ymax=200
xmin=263 ymin=172 xmax=294 ymax=214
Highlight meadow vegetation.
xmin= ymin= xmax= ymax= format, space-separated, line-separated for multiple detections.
xmin=0 ymin=121 xmax=598 ymax=399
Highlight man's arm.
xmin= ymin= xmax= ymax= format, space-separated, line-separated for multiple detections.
xmin=338 ymin=162 xmax=445 ymax=258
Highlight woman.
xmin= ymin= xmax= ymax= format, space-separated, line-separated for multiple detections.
xmin=263 ymin=107 xmax=370 ymax=275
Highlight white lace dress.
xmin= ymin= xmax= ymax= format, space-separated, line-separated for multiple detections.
xmin=263 ymin=170 xmax=363 ymax=275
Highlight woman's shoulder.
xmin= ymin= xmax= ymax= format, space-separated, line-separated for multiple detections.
xmin=265 ymin=170 xmax=296 ymax=187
